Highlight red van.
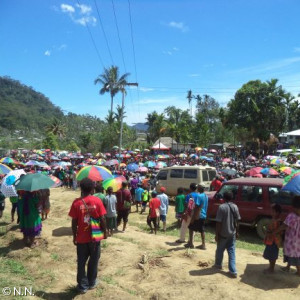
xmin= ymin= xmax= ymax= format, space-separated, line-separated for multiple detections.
xmin=206 ymin=177 xmax=294 ymax=238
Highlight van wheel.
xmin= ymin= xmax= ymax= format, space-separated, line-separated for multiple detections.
xmin=256 ymin=218 xmax=271 ymax=239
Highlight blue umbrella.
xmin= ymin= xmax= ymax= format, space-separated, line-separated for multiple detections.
xmin=127 ymin=163 xmax=139 ymax=172
xmin=282 ymin=173 xmax=300 ymax=195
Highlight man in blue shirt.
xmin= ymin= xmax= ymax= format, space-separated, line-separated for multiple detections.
xmin=185 ymin=184 xmax=208 ymax=249
xmin=157 ymin=187 xmax=169 ymax=232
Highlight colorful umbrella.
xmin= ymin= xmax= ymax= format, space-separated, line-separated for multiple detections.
xmin=260 ymin=168 xmax=279 ymax=176
xmin=144 ymin=161 xmax=156 ymax=168
xmin=279 ymin=167 xmax=293 ymax=175
xmin=248 ymin=167 xmax=263 ymax=176
xmin=76 ymin=166 xmax=112 ymax=181
xmin=270 ymin=158 xmax=288 ymax=165
xmin=222 ymin=158 xmax=232 ymax=163
xmin=0 ymin=169 xmax=26 ymax=197
xmin=0 ymin=163 xmax=12 ymax=175
xmin=209 ymin=149 xmax=217 ymax=153
xmin=137 ymin=166 xmax=148 ymax=173
xmin=283 ymin=170 xmax=300 ymax=185
xmin=0 ymin=157 xmax=19 ymax=164
xmin=246 ymin=155 xmax=257 ymax=161
xmin=15 ymin=173 xmax=55 ymax=192
xmin=49 ymin=175 xmax=62 ymax=187
xmin=189 ymin=154 xmax=198 ymax=159
xmin=195 ymin=147 xmax=202 ymax=152
xmin=103 ymin=159 xmax=119 ymax=166
xmin=102 ymin=175 xmax=127 ymax=192
xmin=155 ymin=162 xmax=167 ymax=169
xmin=25 ymin=160 xmax=40 ymax=166
xmin=127 ymin=163 xmax=139 ymax=172
xmin=179 ymin=153 xmax=187 ymax=158
xmin=96 ymin=159 xmax=106 ymax=165
xmin=282 ymin=173 xmax=300 ymax=195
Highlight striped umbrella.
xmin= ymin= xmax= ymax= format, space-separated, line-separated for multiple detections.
xmin=49 ymin=175 xmax=62 ymax=187
xmin=0 ymin=157 xmax=19 ymax=164
xmin=0 ymin=163 xmax=12 ymax=175
xmin=279 ymin=167 xmax=293 ymax=175
xmin=102 ymin=175 xmax=127 ymax=192
xmin=260 ymin=168 xmax=279 ymax=176
xmin=76 ymin=166 xmax=113 ymax=181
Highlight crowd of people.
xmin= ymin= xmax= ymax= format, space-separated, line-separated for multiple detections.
xmin=1 ymin=147 xmax=300 ymax=294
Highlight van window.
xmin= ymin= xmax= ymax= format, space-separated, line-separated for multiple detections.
xmin=268 ymin=187 xmax=293 ymax=205
xmin=218 ymin=185 xmax=238 ymax=200
xmin=241 ymin=186 xmax=262 ymax=202
xmin=202 ymin=171 xmax=208 ymax=181
xmin=208 ymin=170 xmax=217 ymax=181
xmin=170 ymin=169 xmax=183 ymax=178
xmin=157 ymin=170 xmax=168 ymax=180
xmin=184 ymin=169 xmax=197 ymax=179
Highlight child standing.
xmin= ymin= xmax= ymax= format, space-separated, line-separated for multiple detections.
xmin=275 ymin=196 xmax=300 ymax=276
xmin=103 ymin=187 xmax=117 ymax=236
xmin=135 ymin=184 xmax=144 ymax=213
xmin=263 ymin=204 xmax=282 ymax=274
xmin=175 ymin=187 xmax=185 ymax=228
xmin=141 ymin=187 xmax=150 ymax=214
xmin=147 ymin=191 xmax=161 ymax=234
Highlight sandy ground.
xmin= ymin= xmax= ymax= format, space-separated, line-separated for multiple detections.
xmin=1 ymin=188 xmax=299 ymax=300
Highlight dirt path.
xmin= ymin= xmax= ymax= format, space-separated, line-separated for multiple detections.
xmin=1 ymin=188 xmax=299 ymax=299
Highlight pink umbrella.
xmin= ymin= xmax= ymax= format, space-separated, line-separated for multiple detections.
xmin=222 ymin=158 xmax=232 ymax=163
xmin=137 ymin=166 xmax=148 ymax=173
xmin=209 ymin=149 xmax=217 ymax=153
xmin=249 ymin=167 xmax=263 ymax=176
xmin=247 ymin=155 xmax=257 ymax=161
xmin=252 ymin=173 xmax=263 ymax=178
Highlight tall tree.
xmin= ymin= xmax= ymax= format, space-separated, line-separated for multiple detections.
xmin=224 ymin=79 xmax=288 ymax=142
xmin=94 ymin=65 xmax=130 ymax=113
xmin=187 ymin=90 xmax=193 ymax=116
xmin=45 ymin=118 xmax=66 ymax=138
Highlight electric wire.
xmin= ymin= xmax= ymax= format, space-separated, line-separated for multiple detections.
xmin=76 ymin=0 xmax=105 ymax=68
xmin=93 ymin=0 xmax=115 ymax=65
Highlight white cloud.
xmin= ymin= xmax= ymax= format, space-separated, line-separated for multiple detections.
xmin=167 ymin=21 xmax=189 ymax=33
xmin=163 ymin=51 xmax=172 ymax=56
xmin=61 ymin=3 xmax=75 ymax=13
xmin=60 ymin=3 xmax=96 ymax=26
xmin=229 ymin=57 xmax=300 ymax=75
xmin=173 ymin=47 xmax=179 ymax=51
xmin=74 ymin=16 xmax=96 ymax=26
xmin=188 ymin=73 xmax=200 ymax=77
xmin=293 ymin=47 xmax=300 ymax=53
xmin=137 ymin=98 xmax=171 ymax=105
xmin=139 ymin=87 xmax=154 ymax=92
xmin=44 ymin=50 xmax=51 ymax=56
xmin=76 ymin=4 xmax=92 ymax=15
xmin=58 ymin=44 xmax=67 ymax=51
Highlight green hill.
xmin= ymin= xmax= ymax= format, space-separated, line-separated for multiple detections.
xmin=0 ymin=76 xmax=64 ymax=132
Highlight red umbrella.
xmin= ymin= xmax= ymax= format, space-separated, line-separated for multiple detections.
xmin=249 ymin=167 xmax=263 ymax=176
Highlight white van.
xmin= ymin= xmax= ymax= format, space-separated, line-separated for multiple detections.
xmin=156 ymin=166 xmax=217 ymax=197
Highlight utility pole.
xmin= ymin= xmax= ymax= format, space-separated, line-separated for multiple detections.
xmin=118 ymin=82 xmax=138 ymax=167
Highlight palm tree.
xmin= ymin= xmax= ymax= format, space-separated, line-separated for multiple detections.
xmin=187 ymin=90 xmax=194 ymax=117
xmin=94 ymin=65 xmax=130 ymax=113
xmin=45 ymin=118 xmax=66 ymax=138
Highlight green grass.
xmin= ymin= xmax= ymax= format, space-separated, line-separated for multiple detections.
xmin=113 ymin=235 xmax=140 ymax=245
xmin=51 ymin=253 xmax=60 ymax=261
xmin=102 ymin=275 xmax=118 ymax=285
xmin=96 ymin=287 xmax=104 ymax=297
xmin=151 ymin=249 xmax=169 ymax=257
xmin=114 ymin=268 xmax=126 ymax=276
xmin=101 ymin=240 xmax=109 ymax=249
xmin=128 ymin=206 xmax=266 ymax=253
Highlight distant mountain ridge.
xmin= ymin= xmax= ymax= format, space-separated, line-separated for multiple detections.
xmin=131 ymin=123 xmax=148 ymax=132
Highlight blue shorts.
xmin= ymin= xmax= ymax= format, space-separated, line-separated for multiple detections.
xmin=160 ymin=215 xmax=166 ymax=222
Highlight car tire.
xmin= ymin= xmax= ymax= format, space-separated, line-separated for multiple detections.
xmin=256 ymin=218 xmax=271 ymax=239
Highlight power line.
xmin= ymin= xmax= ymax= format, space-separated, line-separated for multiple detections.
xmin=127 ymin=0 xmax=140 ymax=119
xmin=93 ymin=0 xmax=115 ymax=65
xmin=111 ymin=0 xmax=127 ymax=72
xmin=76 ymin=0 xmax=105 ymax=68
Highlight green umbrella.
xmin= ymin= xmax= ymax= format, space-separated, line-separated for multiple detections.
xmin=15 ymin=173 xmax=55 ymax=192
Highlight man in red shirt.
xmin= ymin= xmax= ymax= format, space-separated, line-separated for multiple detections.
xmin=115 ymin=181 xmax=132 ymax=232
xmin=69 ymin=178 xmax=107 ymax=294
xmin=147 ymin=191 xmax=161 ymax=234
xmin=210 ymin=176 xmax=222 ymax=191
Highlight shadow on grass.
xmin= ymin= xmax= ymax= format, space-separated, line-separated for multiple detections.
xmin=35 ymin=285 xmax=78 ymax=300
xmin=52 ymin=227 xmax=72 ymax=237
xmin=240 ymin=264 xmax=300 ymax=290
xmin=0 ymin=238 xmax=26 ymax=257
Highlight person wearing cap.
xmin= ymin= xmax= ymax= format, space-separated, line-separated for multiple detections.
xmin=157 ymin=187 xmax=169 ymax=232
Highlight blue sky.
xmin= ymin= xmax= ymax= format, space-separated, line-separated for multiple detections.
xmin=1 ymin=0 xmax=300 ymax=125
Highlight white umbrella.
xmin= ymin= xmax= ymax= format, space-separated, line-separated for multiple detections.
xmin=0 ymin=169 xmax=26 ymax=197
